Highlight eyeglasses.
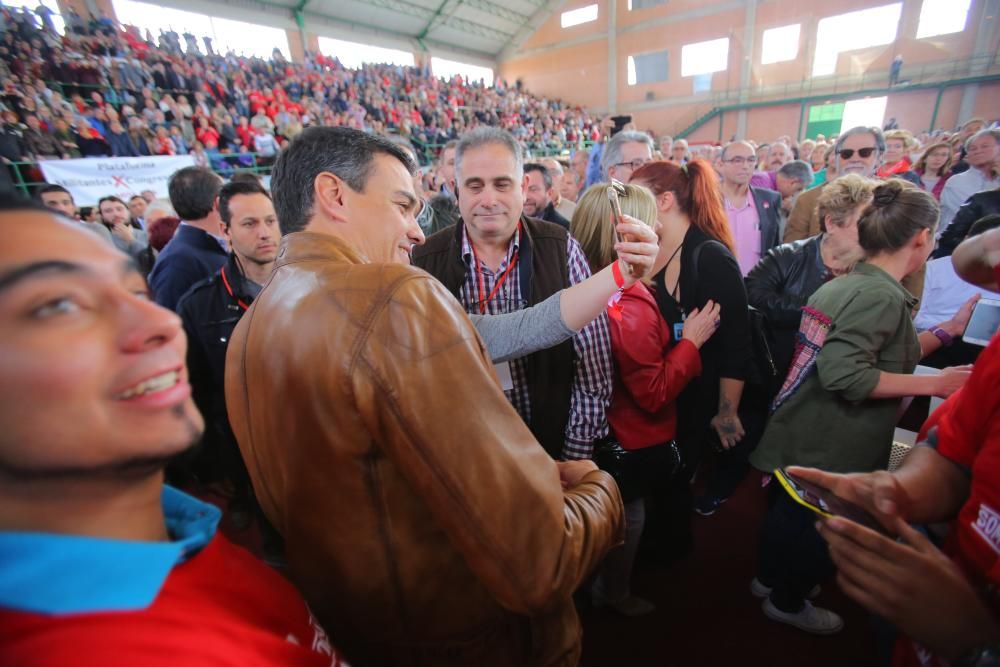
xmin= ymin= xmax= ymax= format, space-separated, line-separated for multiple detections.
xmin=613 ymin=158 xmax=650 ymax=171
xmin=838 ymin=147 xmax=877 ymax=160
xmin=723 ymin=156 xmax=757 ymax=166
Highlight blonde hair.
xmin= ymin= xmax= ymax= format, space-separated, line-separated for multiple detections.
xmin=570 ymin=183 xmax=657 ymax=273
xmin=817 ymin=174 xmax=876 ymax=232
xmin=884 ymin=129 xmax=916 ymax=150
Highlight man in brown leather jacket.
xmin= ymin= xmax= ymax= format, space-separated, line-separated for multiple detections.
xmin=225 ymin=126 xmax=625 ymax=667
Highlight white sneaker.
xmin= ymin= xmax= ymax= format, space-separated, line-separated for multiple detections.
xmin=762 ymin=598 xmax=843 ymax=635
xmin=750 ymin=577 xmax=821 ymax=600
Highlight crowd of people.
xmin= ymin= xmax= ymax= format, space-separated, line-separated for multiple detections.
xmin=3 ymin=3 xmax=1000 ymax=667
xmin=0 ymin=2 xmax=604 ymax=191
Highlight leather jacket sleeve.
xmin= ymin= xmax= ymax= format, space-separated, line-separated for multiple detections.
xmin=352 ymin=272 xmax=625 ymax=614
xmin=935 ymin=196 xmax=984 ymax=258
xmin=746 ymin=246 xmax=809 ymax=328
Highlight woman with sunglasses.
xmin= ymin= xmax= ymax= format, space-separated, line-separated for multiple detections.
xmin=749 ymin=179 xmax=971 ymax=635
xmin=570 ymin=182 xmax=719 ymax=615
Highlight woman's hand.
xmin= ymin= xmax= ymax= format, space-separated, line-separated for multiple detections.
xmin=939 ymin=294 xmax=980 ymax=337
xmin=681 ymin=300 xmax=720 ymax=348
xmin=710 ymin=411 xmax=745 ymax=450
xmin=614 ymin=214 xmax=660 ymax=286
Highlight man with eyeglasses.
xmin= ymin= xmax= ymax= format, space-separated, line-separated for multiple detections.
xmin=718 ymin=141 xmax=784 ymax=276
xmin=784 ymin=126 xmax=885 ymax=243
xmin=600 ymin=130 xmax=654 ymax=184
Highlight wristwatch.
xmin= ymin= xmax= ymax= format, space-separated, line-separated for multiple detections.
xmin=930 ymin=326 xmax=954 ymax=347
xmin=955 ymin=646 xmax=1000 ymax=667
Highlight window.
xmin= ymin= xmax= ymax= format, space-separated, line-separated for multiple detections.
xmin=761 ymin=24 xmax=800 ymax=65
xmin=681 ymin=38 xmax=729 ymax=77
xmin=628 ymin=0 xmax=667 ymax=10
xmin=627 ymin=50 xmax=669 ymax=85
xmin=916 ymin=0 xmax=972 ymax=38
xmin=840 ymin=96 xmax=888 ymax=134
xmin=561 ymin=4 xmax=598 ymax=28
xmin=812 ymin=3 xmax=902 ymax=77
xmin=431 ymin=57 xmax=494 ymax=86
xmin=317 ymin=37 xmax=414 ymax=69
xmin=4 ymin=0 xmax=64 ymax=35
xmin=114 ymin=0 xmax=290 ymax=59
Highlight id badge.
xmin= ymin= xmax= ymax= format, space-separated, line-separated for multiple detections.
xmin=494 ymin=361 xmax=514 ymax=391
xmin=672 ymin=313 xmax=686 ymax=342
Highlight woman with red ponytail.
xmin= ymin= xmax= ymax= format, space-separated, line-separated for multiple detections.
xmin=630 ymin=159 xmax=756 ymax=528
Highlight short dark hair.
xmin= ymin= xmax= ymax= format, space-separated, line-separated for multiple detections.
xmin=218 ymin=180 xmax=270 ymax=227
xmin=128 ymin=194 xmax=145 ymax=203
xmin=0 ymin=191 xmax=53 ymax=213
xmin=229 ymin=172 xmax=263 ymax=186
xmin=524 ymin=163 xmax=552 ymax=189
xmin=168 ymin=166 xmax=223 ymax=221
xmin=36 ymin=184 xmax=73 ymax=202
xmin=98 ymin=195 xmax=127 ymax=210
xmin=270 ymin=126 xmax=415 ymax=235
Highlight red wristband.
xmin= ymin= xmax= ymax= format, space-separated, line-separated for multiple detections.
xmin=608 ymin=260 xmax=626 ymax=321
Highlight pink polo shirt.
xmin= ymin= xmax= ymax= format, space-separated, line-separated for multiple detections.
xmin=724 ymin=190 xmax=761 ymax=276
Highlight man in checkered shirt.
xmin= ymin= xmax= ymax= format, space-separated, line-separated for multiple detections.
xmin=414 ymin=127 xmax=613 ymax=461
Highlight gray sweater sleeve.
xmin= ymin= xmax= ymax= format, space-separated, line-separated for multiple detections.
xmin=471 ymin=291 xmax=578 ymax=363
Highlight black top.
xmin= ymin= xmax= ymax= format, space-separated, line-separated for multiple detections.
xmin=934 ymin=190 xmax=1000 ymax=259
xmin=540 ymin=201 xmax=571 ymax=230
xmin=652 ymin=225 xmax=752 ymax=437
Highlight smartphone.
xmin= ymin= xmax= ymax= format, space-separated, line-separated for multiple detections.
xmin=773 ymin=468 xmax=888 ymax=534
xmin=610 ymin=115 xmax=632 ymax=137
xmin=963 ymin=297 xmax=1000 ymax=347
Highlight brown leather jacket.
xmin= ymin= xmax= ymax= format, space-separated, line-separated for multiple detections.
xmin=225 ymin=232 xmax=624 ymax=667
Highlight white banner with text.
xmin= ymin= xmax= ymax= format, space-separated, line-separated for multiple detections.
xmin=39 ymin=155 xmax=196 ymax=205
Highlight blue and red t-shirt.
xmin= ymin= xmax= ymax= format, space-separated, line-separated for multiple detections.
xmin=0 ymin=487 xmax=348 ymax=666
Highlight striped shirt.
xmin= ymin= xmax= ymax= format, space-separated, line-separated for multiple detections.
xmin=458 ymin=223 xmax=612 ymax=459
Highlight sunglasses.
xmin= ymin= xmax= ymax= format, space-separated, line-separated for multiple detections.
xmin=838 ymin=147 xmax=877 ymax=160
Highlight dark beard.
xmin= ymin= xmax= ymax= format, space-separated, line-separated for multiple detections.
xmin=0 ymin=406 xmax=203 ymax=482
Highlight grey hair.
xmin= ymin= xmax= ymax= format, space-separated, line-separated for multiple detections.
xmin=270 ymin=126 xmax=415 ymax=235
xmin=601 ymin=130 xmax=655 ymax=177
xmin=720 ymin=140 xmax=754 ymax=160
xmin=778 ymin=160 xmax=814 ymax=185
xmin=965 ymin=127 xmax=1000 ymax=151
xmin=455 ymin=127 xmax=523 ymax=182
xmin=834 ymin=126 xmax=886 ymax=173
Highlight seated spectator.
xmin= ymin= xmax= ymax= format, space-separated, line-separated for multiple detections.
xmin=153 ymin=126 xmax=175 ymax=155
xmin=51 ymin=118 xmax=80 ymax=158
xmin=913 ymin=140 xmax=953 ymax=201
xmin=22 ymin=114 xmax=63 ymax=159
xmin=72 ymin=119 xmax=108 ymax=157
xmin=0 ymin=197 xmax=346 ymax=666
xmin=106 ymin=119 xmax=140 ymax=157
xmin=750 ymin=179 xmax=971 ymax=635
xmin=252 ymin=125 xmax=278 ymax=164
xmin=523 ymin=162 xmax=570 ymax=228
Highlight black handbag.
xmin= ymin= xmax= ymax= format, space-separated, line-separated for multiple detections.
xmin=593 ymin=438 xmax=682 ymax=503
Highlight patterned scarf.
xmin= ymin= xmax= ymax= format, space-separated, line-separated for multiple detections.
xmin=770 ymin=306 xmax=833 ymax=413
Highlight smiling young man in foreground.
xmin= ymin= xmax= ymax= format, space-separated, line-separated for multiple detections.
xmin=0 ymin=198 xmax=345 ymax=666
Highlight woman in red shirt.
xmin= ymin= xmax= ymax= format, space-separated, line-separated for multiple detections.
xmin=195 ymin=116 xmax=220 ymax=150
xmin=571 ymin=183 xmax=720 ymax=615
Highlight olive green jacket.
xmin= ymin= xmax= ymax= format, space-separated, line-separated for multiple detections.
xmin=751 ymin=262 xmax=921 ymax=474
